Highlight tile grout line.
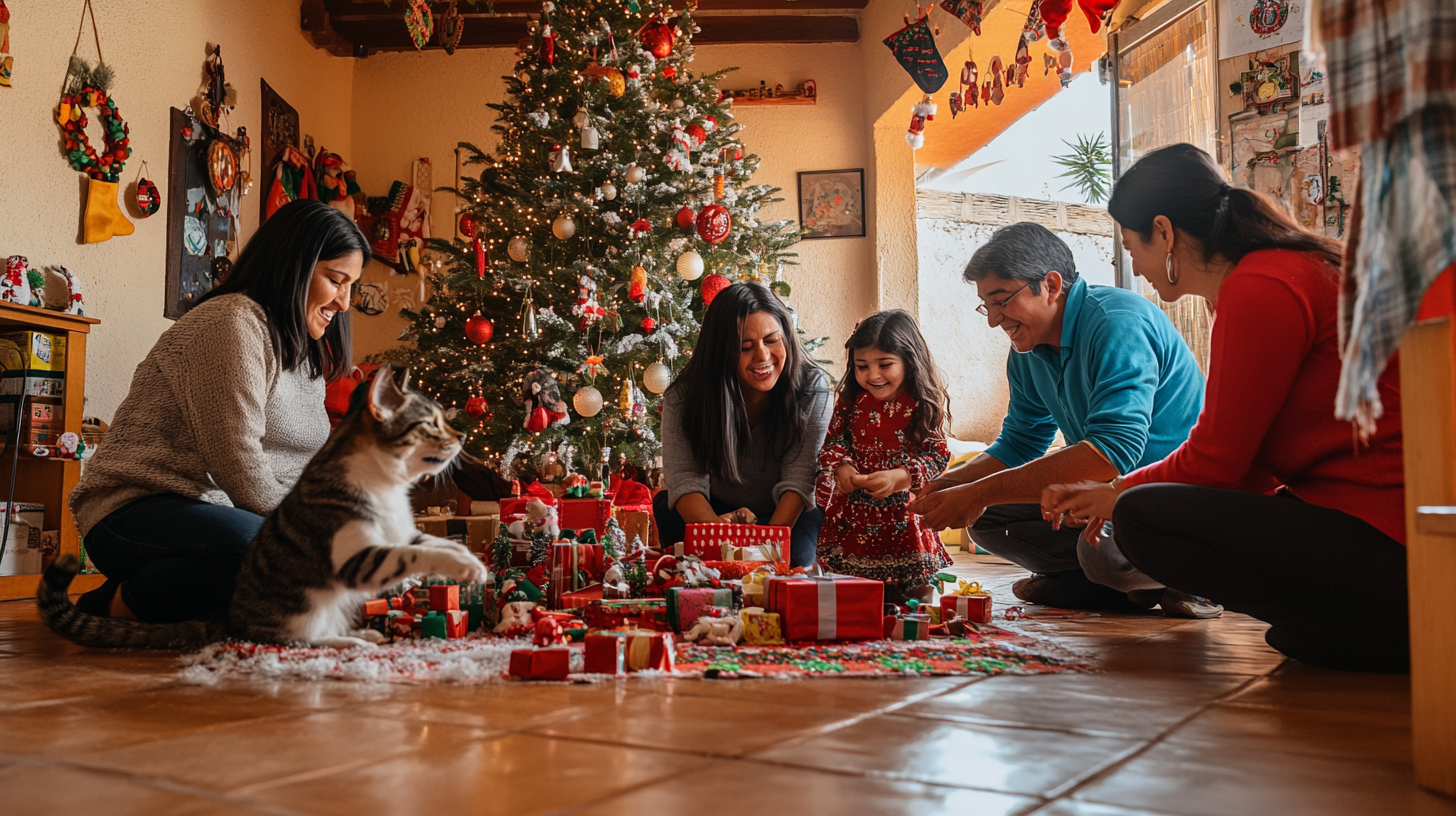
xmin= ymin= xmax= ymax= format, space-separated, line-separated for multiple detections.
xmin=1033 ymin=662 xmax=1286 ymax=804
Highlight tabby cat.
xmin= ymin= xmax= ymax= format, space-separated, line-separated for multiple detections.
xmin=39 ymin=366 xmax=488 ymax=649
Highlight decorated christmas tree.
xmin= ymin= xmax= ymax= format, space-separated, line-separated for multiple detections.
xmin=393 ymin=0 xmax=815 ymax=483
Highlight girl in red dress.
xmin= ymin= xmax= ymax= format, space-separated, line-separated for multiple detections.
xmin=816 ymin=310 xmax=953 ymax=603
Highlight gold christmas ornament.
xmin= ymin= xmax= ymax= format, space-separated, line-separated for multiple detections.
xmin=600 ymin=181 xmax=618 ymax=200
xmin=552 ymin=213 xmax=576 ymax=239
xmin=625 ymin=163 xmax=646 ymax=184
xmin=644 ymin=360 xmax=672 ymax=394
xmin=508 ymin=235 xmax=530 ymax=262
xmin=573 ymin=386 xmax=604 ymax=417
xmin=676 ymin=249 xmax=704 ymax=280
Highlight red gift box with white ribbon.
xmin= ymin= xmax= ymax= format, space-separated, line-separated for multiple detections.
xmin=547 ymin=541 xmax=606 ymax=609
xmin=764 ymin=573 xmax=884 ymax=641
xmin=940 ymin=581 xmax=992 ymax=624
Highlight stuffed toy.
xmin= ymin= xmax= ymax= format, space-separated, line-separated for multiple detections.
xmin=52 ymin=265 xmax=84 ymax=315
xmin=507 ymin=497 xmax=560 ymax=542
xmin=2 ymin=256 xmax=41 ymax=307
xmin=314 ymin=148 xmax=360 ymax=219
xmin=522 ymin=368 xmax=568 ymax=433
xmin=493 ymin=600 xmax=536 ymax=635
xmin=683 ymin=613 xmax=743 ymax=646
xmin=572 ymin=273 xmax=605 ymax=329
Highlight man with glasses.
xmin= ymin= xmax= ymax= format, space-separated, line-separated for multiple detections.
xmin=910 ymin=222 xmax=1217 ymax=617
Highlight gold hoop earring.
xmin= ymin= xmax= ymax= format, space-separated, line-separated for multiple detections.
xmin=1165 ymin=253 xmax=1179 ymax=285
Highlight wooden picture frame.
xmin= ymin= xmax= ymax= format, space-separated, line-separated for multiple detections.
xmin=259 ymin=78 xmax=299 ymax=225
xmin=797 ymin=168 xmax=865 ymax=239
xmin=164 ymin=107 xmax=235 ymax=320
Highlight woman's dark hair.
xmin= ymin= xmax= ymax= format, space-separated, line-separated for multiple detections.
xmin=669 ymin=282 xmax=824 ymax=484
xmin=838 ymin=310 xmax=951 ymax=448
xmin=1108 ymin=143 xmax=1342 ymax=268
xmin=198 ymin=199 xmax=369 ymax=382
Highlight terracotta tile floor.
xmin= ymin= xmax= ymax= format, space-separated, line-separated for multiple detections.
xmin=2 ymin=553 xmax=1454 ymax=816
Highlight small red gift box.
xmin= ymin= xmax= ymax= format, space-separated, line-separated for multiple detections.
xmin=391 ymin=612 xmax=419 ymax=639
xmin=940 ymin=582 xmax=992 ymax=624
xmin=430 ymin=584 xmax=459 ymax=612
xmin=678 ymin=523 xmax=790 ymax=560
xmin=585 ymin=630 xmax=674 ymax=673
xmin=583 ymin=632 xmax=627 ymax=675
xmin=665 ymin=587 xmax=735 ymax=633
xmin=765 ymin=574 xmax=884 ymax=641
xmin=558 ymin=585 xmax=603 ymax=611
xmin=558 ymin=497 xmax=615 ymax=537
xmin=583 ymin=599 xmax=669 ymax=631
xmin=363 ymin=598 xmax=389 ymax=617
xmin=548 ymin=542 xmax=606 ymax=609
xmin=444 ymin=608 xmax=469 ymax=638
xmin=508 ymin=646 xmax=571 ymax=680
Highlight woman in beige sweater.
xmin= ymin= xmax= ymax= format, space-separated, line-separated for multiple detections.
xmin=71 ymin=200 xmax=367 ymax=623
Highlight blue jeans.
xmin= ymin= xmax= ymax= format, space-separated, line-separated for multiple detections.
xmin=82 ymin=493 xmax=265 ymax=623
xmin=652 ymin=490 xmax=824 ymax=568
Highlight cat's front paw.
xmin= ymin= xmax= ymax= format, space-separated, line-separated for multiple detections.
xmin=437 ymin=547 xmax=489 ymax=584
xmin=355 ymin=628 xmax=387 ymax=644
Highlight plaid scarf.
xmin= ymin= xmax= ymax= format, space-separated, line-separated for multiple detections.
xmin=1325 ymin=0 xmax=1456 ymax=433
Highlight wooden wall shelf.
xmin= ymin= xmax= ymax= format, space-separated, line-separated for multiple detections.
xmin=728 ymin=96 xmax=817 ymax=107
xmin=0 ymin=301 xmax=103 ymax=601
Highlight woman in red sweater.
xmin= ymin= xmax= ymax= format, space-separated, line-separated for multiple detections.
xmin=1042 ymin=144 xmax=1407 ymax=672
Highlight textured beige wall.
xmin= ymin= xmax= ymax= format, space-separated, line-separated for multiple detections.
xmin=0 ymin=0 xmax=356 ymax=421
xmin=346 ymin=41 xmax=877 ymax=365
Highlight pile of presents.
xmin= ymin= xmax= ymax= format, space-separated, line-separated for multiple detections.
xmin=368 ymin=517 xmax=997 ymax=681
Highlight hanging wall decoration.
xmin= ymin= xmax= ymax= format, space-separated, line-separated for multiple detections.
xmin=258 ymin=79 xmax=299 ymax=225
xmin=0 ymin=0 xmax=13 ymax=88
xmin=133 ymin=162 xmax=160 ymax=217
xmin=438 ymin=1 xmax=464 ymax=55
xmin=939 ymin=0 xmax=984 ymax=36
xmin=56 ymin=2 xmax=134 ymax=244
xmin=883 ymin=15 xmax=949 ymax=94
xmin=405 ymin=0 xmax=434 ymax=51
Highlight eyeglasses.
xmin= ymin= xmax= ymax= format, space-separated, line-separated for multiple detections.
xmin=975 ymin=281 xmax=1033 ymax=316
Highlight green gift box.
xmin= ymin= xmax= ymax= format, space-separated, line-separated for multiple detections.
xmin=421 ymin=611 xmax=448 ymax=639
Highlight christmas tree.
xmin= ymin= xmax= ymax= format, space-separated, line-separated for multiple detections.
xmin=393 ymin=0 xmax=814 ymax=483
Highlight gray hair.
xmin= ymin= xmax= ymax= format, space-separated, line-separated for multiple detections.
xmin=962 ymin=222 xmax=1078 ymax=295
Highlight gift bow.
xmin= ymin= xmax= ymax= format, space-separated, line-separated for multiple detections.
xmin=954 ymin=580 xmax=989 ymax=597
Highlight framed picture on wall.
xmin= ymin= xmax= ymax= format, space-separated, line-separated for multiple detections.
xmin=164 ymin=107 xmax=235 ymax=320
xmin=259 ymin=78 xmax=300 ymax=226
xmin=797 ymin=168 xmax=865 ymax=239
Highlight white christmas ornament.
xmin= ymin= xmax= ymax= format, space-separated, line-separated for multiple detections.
xmin=581 ymin=125 xmax=599 ymax=150
xmin=625 ymin=164 xmax=646 ymax=184
xmin=552 ymin=214 xmax=577 ymax=239
xmin=573 ymin=386 xmax=604 ymax=417
xmin=643 ymin=361 xmax=672 ymax=394
xmin=550 ymin=146 xmax=575 ymax=173
xmin=676 ymin=250 xmax=704 ymax=280
xmin=600 ymin=181 xmax=618 ymax=200
xmin=508 ymin=236 xmax=530 ymax=263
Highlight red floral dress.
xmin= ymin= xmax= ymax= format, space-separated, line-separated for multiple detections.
xmin=815 ymin=391 xmax=952 ymax=584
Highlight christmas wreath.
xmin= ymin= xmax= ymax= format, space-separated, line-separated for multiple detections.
xmin=57 ymin=85 xmax=131 ymax=183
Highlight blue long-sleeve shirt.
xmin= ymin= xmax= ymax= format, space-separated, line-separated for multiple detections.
xmin=984 ymin=278 xmax=1204 ymax=474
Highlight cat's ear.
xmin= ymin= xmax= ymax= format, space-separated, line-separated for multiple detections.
xmin=369 ymin=366 xmax=409 ymax=421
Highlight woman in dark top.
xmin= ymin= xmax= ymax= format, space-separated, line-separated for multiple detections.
xmin=654 ymin=283 xmax=833 ymax=566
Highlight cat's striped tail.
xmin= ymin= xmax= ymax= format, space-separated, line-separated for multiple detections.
xmin=37 ymin=556 xmax=220 ymax=649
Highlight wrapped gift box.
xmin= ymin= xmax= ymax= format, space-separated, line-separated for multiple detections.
xmin=677 ymin=522 xmax=790 ymax=560
xmin=557 ymin=585 xmax=603 ymax=611
xmin=616 ymin=507 xmax=656 ymax=549
xmin=444 ymin=609 xmax=469 ymax=638
xmin=885 ymin=613 xmax=933 ymax=641
xmin=421 ymin=611 xmax=448 ymax=639
xmin=585 ymin=629 xmax=675 ymax=673
xmin=430 ymin=584 xmax=459 ymax=612
xmin=765 ymin=574 xmax=884 ymax=641
xmin=664 ymin=587 xmax=735 ymax=633
xmin=583 ymin=598 xmax=669 ymax=631
xmin=509 ymin=646 xmax=571 ymax=680
xmin=740 ymin=609 xmax=783 ymax=645
xmin=941 ymin=584 xmax=993 ymax=624
xmin=413 ymin=514 xmax=500 ymax=555
xmin=559 ymin=498 xmax=614 ymax=537
xmin=583 ymin=632 xmax=627 ymax=675
xmin=547 ymin=541 xmax=606 ymax=609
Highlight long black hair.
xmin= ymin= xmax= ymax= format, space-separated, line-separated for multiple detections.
xmin=669 ymin=282 xmax=824 ymax=484
xmin=838 ymin=310 xmax=950 ymax=447
xmin=1108 ymin=143 xmax=1342 ymax=268
xmin=198 ymin=199 xmax=369 ymax=382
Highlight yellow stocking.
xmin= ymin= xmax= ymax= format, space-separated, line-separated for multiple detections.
xmin=83 ymin=178 xmax=135 ymax=244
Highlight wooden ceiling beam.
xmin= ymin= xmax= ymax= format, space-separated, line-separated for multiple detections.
xmin=321 ymin=0 xmax=866 ymax=17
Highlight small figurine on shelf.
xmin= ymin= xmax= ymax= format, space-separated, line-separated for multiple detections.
xmin=52 ymin=265 xmax=84 ymax=315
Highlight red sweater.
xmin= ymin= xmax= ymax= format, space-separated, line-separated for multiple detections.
xmin=1122 ymin=250 xmax=1406 ymax=543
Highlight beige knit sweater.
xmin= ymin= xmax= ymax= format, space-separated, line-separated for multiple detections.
xmin=70 ymin=294 xmax=329 ymax=536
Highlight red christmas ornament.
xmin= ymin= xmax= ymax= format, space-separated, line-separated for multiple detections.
xmin=465 ymin=396 xmax=491 ymax=419
xmin=662 ymin=65 xmax=677 ymax=79
xmin=675 ymin=206 xmax=696 ymax=229
xmin=641 ymin=316 xmax=657 ymax=332
xmin=685 ymin=124 xmax=707 ymax=148
xmin=465 ymin=312 xmax=495 ymax=344
xmin=695 ymin=204 xmax=732 ymax=244
xmin=630 ymin=218 xmax=653 ymax=238
xmin=473 ymin=238 xmax=488 ymax=279
xmin=638 ymin=16 xmax=677 ymax=59
xmin=733 ymin=147 xmax=744 ymax=160
xmin=701 ymin=273 xmax=732 ymax=306
xmin=135 ymin=178 xmax=161 ymax=217
xmin=459 ymin=211 xmax=478 ymax=237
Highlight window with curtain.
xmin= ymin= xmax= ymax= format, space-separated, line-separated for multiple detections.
xmin=1115 ymin=1 xmax=1217 ymax=372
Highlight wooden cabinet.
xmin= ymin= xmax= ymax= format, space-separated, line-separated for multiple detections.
xmin=0 ymin=301 xmax=104 ymax=601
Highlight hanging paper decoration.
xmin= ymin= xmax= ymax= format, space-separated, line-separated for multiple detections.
xmin=405 ymin=0 xmax=434 ymax=50
xmin=466 ymin=396 xmax=492 ymax=420
xmin=465 ymin=312 xmax=495 ymax=344
xmin=906 ymin=95 xmax=937 ymax=148
xmin=579 ymin=354 xmax=606 ymax=380
xmin=939 ymin=0 xmax=984 ymax=34
xmin=508 ymin=235 xmax=530 ymax=262
xmin=573 ymin=386 xmax=604 ymax=417
xmin=883 ymin=16 xmax=949 ymax=94
xmin=133 ymin=161 xmax=160 ymax=217
xmin=473 ymin=238 xmax=488 ymax=279
xmin=676 ymin=250 xmax=704 ymax=280
xmin=643 ymin=361 xmax=672 ymax=395
xmin=701 ymin=273 xmax=731 ymax=307
xmin=695 ymin=204 xmax=732 ymax=244
xmin=438 ymin=0 xmax=464 ymax=55
xmin=629 ymin=265 xmax=647 ymax=301
xmin=637 ymin=13 xmax=678 ymax=59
